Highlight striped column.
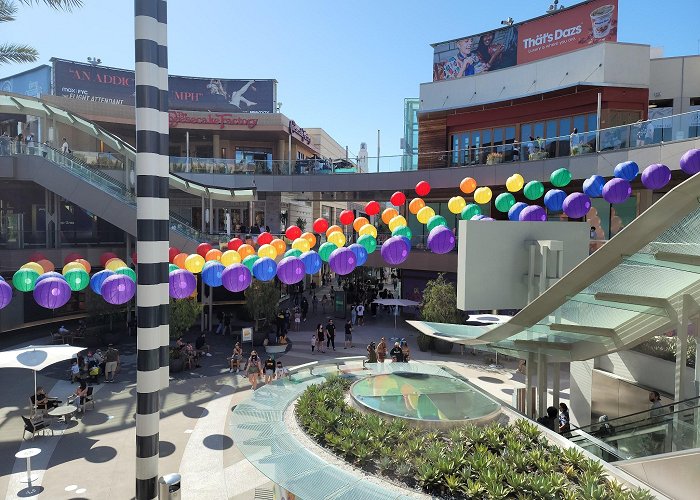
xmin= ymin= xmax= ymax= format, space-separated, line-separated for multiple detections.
xmin=135 ymin=1 xmax=169 ymax=499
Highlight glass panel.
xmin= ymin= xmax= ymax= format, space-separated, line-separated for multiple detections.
xmin=481 ymin=129 xmax=491 ymax=164
xmin=533 ymin=122 xmax=544 ymax=140
xmin=610 ymin=195 xmax=637 ymax=237
xmin=545 ymin=120 xmax=558 ymax=157
xmin=588 ymin=113 xmax=598 ymax=132
xmin=461 ymin=133 xmax=469 ymax=165
xmin=520 ymin=123 xmax=531 ymax=143
xmin=504 ymin=127 xmax=515 ymax=161
xmin=471 ymin=130 xmax=480 ymax=165
xmin=451 ymin=135 xmax=459 ymax=165
xmin=573 ymin=115 xmax=586 ymax=133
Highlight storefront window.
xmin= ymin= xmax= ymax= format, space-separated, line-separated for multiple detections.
xmin=236 ymin=148 xmax=272 ymax=173
xmin=451 ymin=135 xmax=459 ymax=165
xmin=460 ymin=133 xmax=469 ymax=165
xmin=470 ymin=131 xmax=480 ymax=164
xmin=573 ymin=115 xmax=586 ymax=134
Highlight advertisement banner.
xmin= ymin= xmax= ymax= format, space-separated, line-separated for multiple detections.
xmin=52 ymin=59 xmax=275 ymax=113
xmin=432 ymin=0 xmax=618 ymax=81
xmin=0 ymin=65 xmax=51 ymax=98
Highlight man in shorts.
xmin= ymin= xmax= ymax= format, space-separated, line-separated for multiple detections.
xmin=104 ymin=344 xmax=119 ymax=383
xmin=356 ymin=303 xmax=365 ymax=326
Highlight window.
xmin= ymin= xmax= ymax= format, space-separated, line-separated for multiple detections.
xmin=505 ymin=127 xmax=515 ymax=145
xmin=559 ymin=117 xmax=571 ymax=136
xmin=649 ymin=99 xmax=673 ymax=108
xmin=451 ymin=135 xmax=459 ymax=165
xmin=587 ymin=113 xmax=598 ymax=132
xmin=493 ymin=128 xmax=504 ymax=149
xmin=690 ymin=97 xmax=700 ymax=106
xmin=545 ymin=120 xmax=558 ymax=156
xmin=521 ymin=124 xmax=532 ymax=143
xmin=461 ymin=133 xmax=469 ymax=165
xmin=471 ymin=131 xmax=481 ymax=164
xmin=533 ymin=122 xmax=544 ymax=140
xmin=573 ymin=115 xmax=586 ymax=134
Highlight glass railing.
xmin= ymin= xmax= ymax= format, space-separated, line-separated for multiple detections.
xmin=72 ymin=150 xmax=126 ymax=169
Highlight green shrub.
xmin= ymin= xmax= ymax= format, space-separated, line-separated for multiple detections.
xmin=416 ymin=332 xmax=433 ymax=352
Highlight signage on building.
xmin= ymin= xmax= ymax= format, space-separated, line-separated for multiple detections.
xmin=169 ymin=111 xmax=258 ymax=129
xmin=52 ymin=59 xmax=276 ymax=113
xmin=0 ymin=65 xmax=51 ymax=98
xmin=432 ymin=0 xmax=618 ymax=81
xmin=289 ymin=120 xmax=311 ymax=145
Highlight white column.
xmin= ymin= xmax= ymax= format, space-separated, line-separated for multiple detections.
xmin=537 ymin=352 xmax=548 ymax=417
xmin=525 ymin=352 xmax=535 ymax=419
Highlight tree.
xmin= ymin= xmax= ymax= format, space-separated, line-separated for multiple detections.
xmin=245 ymin=280 xmax=280 ymax=330
xmin=169 ymin=298 xmax=201 ymax=339
xmin=295 ymin=217 xmax=306 ymax=232
xmin=419 ymin=274 xmax=462 ymax=354
xmin=1 ymin=1 xmax=83 ymax=65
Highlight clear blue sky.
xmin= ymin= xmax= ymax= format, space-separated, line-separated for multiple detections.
xmin=1 ymin=0 xmax=699 ymax=158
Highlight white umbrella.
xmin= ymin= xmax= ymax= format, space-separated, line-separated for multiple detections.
xmin=373 ymin=298 xmax=420 ymax=329
xmin=0 ymin=344 xmax=84 ymax=410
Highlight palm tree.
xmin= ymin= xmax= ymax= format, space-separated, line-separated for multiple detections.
xmin=0 ymin=0 xmax=82 ymax=65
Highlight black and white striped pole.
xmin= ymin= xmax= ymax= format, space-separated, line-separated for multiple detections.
xmin=134 ymin=1 xmax=169 ymax=498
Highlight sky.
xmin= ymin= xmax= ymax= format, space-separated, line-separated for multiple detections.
xmin=1 ymin=0 xmax=699 ymax=159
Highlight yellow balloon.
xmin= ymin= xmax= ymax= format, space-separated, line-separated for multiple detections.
xmin=506 ymin=173 xmax=525 ymax=193
xmin=257 ymin=243 xmax=278 ymax=260
xmin=447 ymin=196 xmax=467 ymax=215
xmin=474 ymin=187 xmax=493 ymax=205
xmin=327 ymin=231 xmax=346 ymax=247
xmin=21 ymin=262 xmax=44 ymax=274
xmin=62 ymin=261 xmax=86 ymax=274
xmin=184 ymin=253 xmax=205 ymax=273
xmin=358 ymin=224 xmax=377 ymax=238
xmin=416 ymin=206 xmax=435 ymax=224
xmin=106 ymin=259 xmax=127 ymax=272
xmin=292 ymin=238 xmax=311 ymax=253
xmin=388 ymin=215 xmax=407 ymax=232
xmin=221 ymin=250 xmax=241 ymax=266
xmin=301 ymin=232 xmax=317 ymax=248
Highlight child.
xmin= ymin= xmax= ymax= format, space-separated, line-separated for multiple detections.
xmin=311 ymin=333 xmax=316 ymax=352
xmin=275 ymin=361 xmax=289 ymax=380
xmin=70 ymin=359 xmax=80 ymax=382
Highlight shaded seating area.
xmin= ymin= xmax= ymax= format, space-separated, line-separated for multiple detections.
xmin=21 ymin=416 xmax=53 ymax=440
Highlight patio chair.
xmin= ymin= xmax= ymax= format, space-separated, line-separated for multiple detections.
xmin=22 ymin=416 xmax=53 ymax=440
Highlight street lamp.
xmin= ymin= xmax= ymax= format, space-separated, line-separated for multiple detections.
xmin=501 ymin=17 xmax=514 ymax=26
xmin=87 ymin=57 xmax=102 ymax=66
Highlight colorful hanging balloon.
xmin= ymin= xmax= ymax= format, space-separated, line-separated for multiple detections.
xmin=680 ymin=149 xmax=700 ymax=175
xmin=101 ymin=274 xmax=136 ymax=305
xmin=221 ymin=250 xmax=242 ymax=266
xmin=291 ymin=238 xmax=311 ymax=253
xmin=508 ymin=202 xmax=528 ymax=221
xmin=270 ymin=238 xmax=287 ymax=256
xmin=33 ymin=277 xmax=71 ymax=309
xmin=460 ymin=177 xmax=477 ymax=194
xmin=75 ymin=258 xmax=91 ymax=274
xmin=28 ymin=252 xmax=46 ymax=263
xmin=64 ymin=269 xmax=89 ymax=292
xmin=326 ymin=225 xmax=342 ymax=237
xmin=381 ymin=208 xmax=399 ymax=225
xmin=329 ymin=247 xmax=357 ymax=275
xmin=550 ymin=168 xmax=572 ymax=187
xmin=277 ymin=257 xmax=305 ymax=285
xmin=285 ymin=225 xmax=302 ymax=240
xmin=358 ymin=224 xmax=378 ymax=238
xmin=313 ymin=218 xmax=329 ymax=234
xmin=416 ymin=206 xmax=435 ymax=224
xmin=300 ymin=232 xmax=317 ymax=248
xmin=257 ymin=244 xmax=277 ymax=260
xmin=252 ymin=257 xmax=277 ymax=281
xmin=392 ymin=226 xmax=412 ymax=239
xmin=13 ymin=268 xmax=40 ymax=292
xmin=201 ymin=260 xmax=225 ymax=287
xmin=505 ymin=174 xmax=525 ymax=193
xmin=426 ymin=215 xmax=447 ymax=232
xmin=63 ymin=252 xmax=83 ymax=266
xmin=222 ymin=264 xmax=252 ymax=292
xmin=338 ymin=210 xmax=354 ymax=226
xmin=388 ymin=215 xmax=407 ymax=232
xmin=242 ymin=254 xmax=259 ymax=271
xmin=614 ymin=161 xmax=639 ymax=181
xmin=327 ymin=231 xmax=346 ymax=248
xmin=62 ymin=261 xmax=86 ymax=274
xmin=352 ymin=217 xmax=369 ymax=233
xmin=583 ymin=175 xmax=605 ymax=198
xmin=106 ymin=259 xmax=127 ymax=272
xmin=173 ymin=252 xmax=188 ymax=269
xmin=185 ymin=253 xmax=205 ymax=273
xmin=36 ymin=272 xmax=65 ymax=286
xmin=169 ymin=269 xmax=196 ymax=299
xmin=100 ymin=252 xmax=118 ymax=267
xmin=205 ymin=249 xmax=222 ymax=262
xmin=523 ymin=181 xmax=545 ymax=200
xmin=115 ymin=266 xmax=137 ymax=282
xmin=381 ymin=236 xmax=409 ymax=265
xmin=196 ymin=243 xmax=212 ymax=258
xmin=348 ymin=243 xmax=368 ymax=266
xmin=519 ymin=205 xmax=547 ymax=222
xmin=0 ymin=280 xmax=11 ymax=309
xmin=300 ymin=251 xmax=322 ymax=274
xmin=461 ymin=204 xmax=481 ymax=220
xmin=169 ymin=263 xmax=179 ymax=273
xmin=284 ymin=248 xmax=302 ymax=258
xmin=427 ymin=226 xmax=455 ymax=254
xmin=364 ymin=201 xmax=380 ymax=216
xmin=357 ymin=234 xmax=377 ymax=254
xmin=319 ymin=242 xmax=338 ymax=262
xmin=90 ymin=269 xmax=115 ymax=295
xmin=169 ymin=247 xmax=180 ymax=263
xmin=415 ymin=181 xmax=431 ymax=197
xmin=237 ymin=244 xmax=255 ymax=259
xmin=543 ymin=189 xmax=566 ymax=212
xmin=495 ymin=192 xmax=516 ymax=213
xmin=21 ymin=262 xmax=44 ymax=275
xmin=409 ymin=198 xmax=425 ymax=215
xmin=641 ymin=163 xmax=671 ymax=190
xmin=562 ymin=193 xmax=591 ymax=219
xmin=228 ymin=238 xmax=243 ymax=251
xmin=447 ymin=196 xmax=466 ymax=215
xmin=603 ymin=178 xmax=632 ymax=204
xmin=390 ymin=191 xmax=406 ymax=207
xmin=257 ymin=232 xmax=273 ymax=246
xmin=36 ymin=259 xmax=55 ymax=273
xmin=473 ymin=187 xmax=492 ymax=205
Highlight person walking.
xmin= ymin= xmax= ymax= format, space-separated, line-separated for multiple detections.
xmin=344 ymin=319 xmax=353 ymax=349
xmin=104 ymin=344 xmax=120 ymax=382
xmin=301 ymin=297 xmax=308 ymax=322
xmin=326 ymin=319 xmax=336 ymax=351
xmin=312 ymin=294 xmax=318 ymax=313
xmin=321 ymin=294 xmax=329 ymax=314
xmin=245 ymin=351 xmax=262 ymax=390
xmin=366 ymin=341 xmax=378 ymax=363
xmin=351 ymin=305 xmax=357 ymax=326
xmin=316 ymin=323 xmax=325 ymax=353
xmin=61 ymin=137 xmax=70 ymax=154
xmin=356 ymin=303 xmax=365 ymax=326
xmin=294 ymin=308 xmax=301 ymax=331
xmin=263 ymin=356 xmax=275 ymax=384
xmin=376 ymin=337 xmax=387 ymax=363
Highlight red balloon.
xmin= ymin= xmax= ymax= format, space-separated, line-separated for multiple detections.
xmin=228 ymin=237 xmax=243 ymax=251
xmin=390 ymin=191 xmax=406 ymax=207
xmin=416 ymin=181 xmax=431 ymax=197
xmin=313 ymin=218 xmax=329 ymax=234
xmin=285 ymin=226 xmax=302 ymax=240
xmin=131 ymin=251 xmax=138 ymax=265
xmin=339 ymin=210 xmax=354 ymax=226
xmin=365 ymin=201 xmax=380 ymax=216
xmin=64 ymin=252 xmax=83 ymax=265
xmin=168 ymin=247 xmax=180 ymax=263
xmin=257 ymin=232 xmax=273 ymax=245
xmin=29 ymin=251 xmax=46 ymax=262
xmin=100 ymin=252 xmax=118 ymax=267
xmin=197 ymin=243 xmax=212 ymax=258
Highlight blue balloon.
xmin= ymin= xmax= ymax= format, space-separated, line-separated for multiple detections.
xmin=36 ymin=271 xmax=66 ymax=285
xmin=614 ymin=161 xmax=639 ymax=181
xmin=90 ymin=269 xmax=115 ymax=295
xmin=201 ymin=260 xmax=224 ymax=287
xmin=252 ymin=257 xmax=277 ymax=281
xmin=583 ymin=175 xmax=605 ymax=198
xmin=543 ymin=189 xmax=566 ymax=212
xmin=300 ymin=251 xmax=322 ymax=275
xmin=508 ymin=202 xmax=528 ymax=221
xmin=398 ymin=236 xmax=412 ymax=252
xmin=348 ymin=243 xmax=368 ymax=266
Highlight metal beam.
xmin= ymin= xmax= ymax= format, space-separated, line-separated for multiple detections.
xmin=548 ymin=323 xmax=616 ymax=337
xmin=513 ymin=339 xmax=572 ymax=351
xmin=567 ymin=292 xmax=669 ymax=316
xmin=8 ymin=96 xmax=22 ymax=109
xmin=41 ymin=104 xmax=54 ymax=116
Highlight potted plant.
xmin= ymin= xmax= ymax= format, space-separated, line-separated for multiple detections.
xmin=528 ymin=151 xmax=549 ymax=161
xmin=419 ymin=274 xmax=460 ymax=354
xmin=486 ymin=152 xmax=504 ymax=165
xmin=169 ymin=347 xmax=185 ymax=373
xmin=295 ymin=217 xmax=307 ymax=232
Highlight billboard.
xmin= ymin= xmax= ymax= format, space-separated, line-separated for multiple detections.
xmin=433 ymin=0 xmax=618 ymax=81
xmin=52 ymin=59 xmax=275 ymax=113
xmin=0 ymin=65 xmax=51 ymax=98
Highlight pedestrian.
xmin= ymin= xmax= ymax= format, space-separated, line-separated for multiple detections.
xmin=356 ymin=302 xmax=365 ymax=326
xmin=558 ymin=402 xmax=571 ymax=434
xmin=284 ymin=308 xmax=291 ymax=331
xmin=294 ymin=307 xmax=301 ymax=331
xmin=401 ymin=340 xmax=410 ymax=362
xmin=301 ymin=297 xmax=308 ymax=322
xmin=245 ymin=351 xmax=262 ymax=390
xmin=104 ymin=344 xmax=120 ymax=382
xmin=216 ymin=310 xmax=224 ymax=335
xmin=326 ymin=318 xmax=336 ymax=351
xmin=275 ymin=360 xmax=289 ymax=380
xmin=311 ymin=332 xmax=317 ymax=353
xmin=229 ymin=342 xmax=243 ymax=372
xmin=263 ymin=356 xmax=275 ymax=384
xmin=537 ymin=406 xmax=558 ymax=432
xmin=390 ymin=342 xmax=404 ymax=362
xmin=312 ymin=294 xmax=318 ymax=313
xmin=367 ymin=342 xmax=378 ymax=363
xmin=276 ymin=310 xmax=285 ymax=338
xmin=321 ymin=294 xmax=329 ymax=314
xmin=61 ymin=137 xmax=70 ymax=154
xmin=316 ymin=323 xmax=325 ymax=353
xmin=376 ymin=337 xmax=387 ymax=363
xmin=344 ymin=319 xmax=353 ymax=349
xmin=351 ymin=305 xmax=357 ymax=326
xmin=223 ymin=312 xmax=231 ymax=336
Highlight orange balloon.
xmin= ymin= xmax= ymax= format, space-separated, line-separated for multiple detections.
xmin=173 ymin=252 xmax=188 ymax=269
xmin=460 ymin=177 xmax=477 ymax=194
xmin=237 ymin=244 xmax=255 ymax=259
xmin=205 ymin=248 xmax=222 ymax=261
xmin=301 ymin=232 xmax=317 ymax=248
xmin=37 ymin=259 xmax=55 ymax=273
xmin=381 ymin=208 xmax=399 ymax=225
xmin=75 ymin=258 xmax=91 ymax=274
xmin=326 ymin=225 xmax=342 ymax=237
xmin=352 ymin=217 xmax=369 ymax=232
xmin=408 ymin=197 xmax=425 ymax=215
xmin=271 ymin=238 xmax=287 ymax=255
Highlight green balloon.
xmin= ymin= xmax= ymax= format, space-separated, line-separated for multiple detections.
xmin=494 ymin=192 xmax=516 ymax=213
xmin=169 ymin=263 xmax=179 ymax=273
xmin=392 ymin=226 xmax=412 ymax=239
xmin=115 ymin=266 xmax=136 ymax=282
xmin=357 ymin=234 xmax=377 ymax=254
xmin=243 ymin=255 xmax=259 ymax=271
xmin=284 ymin=248 xmax=302 ymax=258
xmin=318 ymin=242 xmax=338 ymax=262
xmin=426 ymin=215 xmax=448 ymax=232
xmin=12 ymin=268 xmax=39 ymax=292
xmin=64 ymin=268 xmax=90 ymax=292
xmin=461 ymin=204 xmax=482 ymax=220
xmin=523 ymin=181 xmax=545 ymax=201
xmin=550 ymin=168 xmax=572 ymax=188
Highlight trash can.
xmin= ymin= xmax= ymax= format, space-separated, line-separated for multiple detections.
xmin=158 ymin=473 xmax=181 ymax=499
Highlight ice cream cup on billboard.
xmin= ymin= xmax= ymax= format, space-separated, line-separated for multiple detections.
xmin=590 ymin=4 xmax=615 ymax=39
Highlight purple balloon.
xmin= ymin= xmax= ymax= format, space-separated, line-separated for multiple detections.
xmin=101 ymin=274 xmax=135 ymax=305
xmin=221 ymin=264 xmax=251 ymax=292
xmin=380 ymin=236 xmax=410 ymax=266
xmin=427 ymin=226 xmax=455 ymax=254
xmin=33 ymin=277 xmax=71 ymax=309
xmin=470 ymin=214 xmax=487 ymax=221
xmin=0 ymin=280 xmax=12 ymax=309
xmin=508 ymin=202 xmax=528 ymax=221
xmin=602 ymin=178 xmax=632 ymax=204
xmin=519 ymin=205 xmax=547 ymax=222
xmin=481 ymin=217 xmax=495 ymax=221
xmin=562 ymin=193 xmax=591 ymax=219
xmin=277 ymin=256 xmax=305 ymax=285
xmin=329 ymin=247 xmax=357 ymax=276
xmin=583 ymin=175 xmax=605 ymax=198
xmin=680 ymin=149 xmax=700 ymax=175
xmin=641 ymin=163 xmax=671 ymax=190
xmin=169 ymin=269 xmax=197 ymax=299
